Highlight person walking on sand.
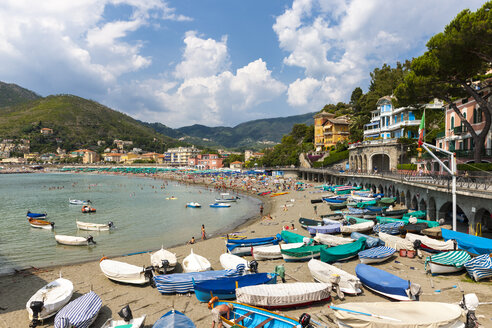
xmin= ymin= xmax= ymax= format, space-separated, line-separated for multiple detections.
xmin=201 ymin=224 xmax=206 ymax=240
xmin=260 ymin=204 xmax=264 ymax=215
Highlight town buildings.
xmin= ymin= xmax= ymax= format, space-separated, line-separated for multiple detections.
xmin=244 ymin=150 xmax=264 ymax=162
xmin=165 ymin=146 xmax=200 ymax=165
xmin=188 ymin=154 xmax=223 ymax=169
xmin=313 ymin=112 xmax=350 ymax=151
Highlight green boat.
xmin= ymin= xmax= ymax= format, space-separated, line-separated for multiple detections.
xmin=280 ymin=230 xmax=313 ymax=244
xmin=376 ymin=216 xmax=440 ymax=228
xmin=330 ymin=202 xmax=347 ymax=211
xmin=402 ymin=211 xmax=426 ymax=220
xmin=356 ymin=200 xmax=377 ymax=208
xmin=378 ymin=197 xmax=397 ymax=205
xmin=345 ymin=216 xmax=373 ymax=224
xmin=320 ymin=237 xmax=366 ymax=263
xmin=281 ymin=244 xmax=327 ymax=262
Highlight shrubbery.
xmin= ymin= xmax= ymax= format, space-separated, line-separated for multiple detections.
xmin=312 ymin=150 xmax=349 ymax=167
xmin=397 ymin=163 xmax=417 ymax=170
xmin=457 ymin=163 xmax=492 ymax=171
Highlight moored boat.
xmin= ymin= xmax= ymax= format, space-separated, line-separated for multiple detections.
xmin=55 ymin=234 xmax=96 ymax=246
xmin=183 ymin=249 xmax=211 ymax=272
xmin=320 ymin=237 xmax=366 ymax=263
xmin=215 ymin=193 xmax=238 ymax=202
xmin=26 ymin=277 xmax=74 ymax=322
xmin=252 ymin=243 xmax=305 ymax=260
xmin=28 ymin=217 xmax=54 ymax=230
xmin=281 ymin=244 xmax=327 ymax=262
xmin=355 ymin=263 xmax=421 ymax=301
xmin=358 ymin=246 xmax=396 ymax=264
xmin=150 ymin=246 xmax=177 ymax=273
xmin=27 ymin=211 xmax=47 ymax=219
xmin=54 ymin=291 xmax=102 ymax=328
xmin=308 ymin=259 xmax=362 ymax=295
xmin=236 ymin=282 xmax=331 ymax=308
xmin=186 ymin=202 xmax=201 ymax=208
xmin=76 ymin=220 xmax=114 ymax=231
xmin=424 ymin=250 xmax=471 ymax=275
xmin=100 ymin=258 xmax=153 ymax=285
xmin=442 ymin=228 xmax=492 ymax=255
xmin=69 ymin=199 xmax=90 ymax=205
xmin=101 ymin=306 xmax=146 ymax=328
xmin=81 ymin=205 xmax=96 ymax=213
xmin=209 ymin=202 xmax=231 ymax=208
xmin=152 ymin=310 xmax=196 ymax=328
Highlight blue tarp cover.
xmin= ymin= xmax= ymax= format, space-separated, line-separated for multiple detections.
xmin=441 ymin=228 xmax=492 ymax=255
xmin=152 ymin=310 xmax=196 ymax=328
xmin=351 ymin=232 xmax=383 ymax=248
xmin=355 ymin=263 xmax=409 ymax=299
xmin=194 ymin=273 xmax=274 ymax=294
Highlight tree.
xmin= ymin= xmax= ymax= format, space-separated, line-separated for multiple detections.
xmin=350 ymin=87 xmax=363 ymax=113
xmin=395 ymin=1 xmax=492 ymax=163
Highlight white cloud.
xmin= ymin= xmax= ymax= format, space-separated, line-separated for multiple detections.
xmin=275 ymin=0 xmax=485 ymax=108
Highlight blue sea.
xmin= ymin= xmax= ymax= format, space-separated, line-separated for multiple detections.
xmin=0 ymin=173 xmax=261 ymax=274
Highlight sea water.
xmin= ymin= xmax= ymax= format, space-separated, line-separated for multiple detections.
xmin=0 ymin=173 xmax=261 ymax=274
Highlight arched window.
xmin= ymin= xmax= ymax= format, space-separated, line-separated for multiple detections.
xmin=473 ymin=107 xmax=482 ymax=123
xmin=450 ymin=116 xmax=455 ymax=129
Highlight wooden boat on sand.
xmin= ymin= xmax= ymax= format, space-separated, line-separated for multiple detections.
xmin=308 ymin=259 xmax=362 ymax=295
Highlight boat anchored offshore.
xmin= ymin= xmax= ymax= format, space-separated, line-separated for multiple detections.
xmin=81 ymin=205 xmax=96 ymax=213
xmin=209 ymin=202 xmax=231 ymax=208
xmin=186 ymin=202 xmax=201 ymax=208
xmin=55 ymin=234 xmax=96 ymax=246
xmin=28 ymin=218 xmax=55 ymax=230
xmin=215 ymin=193 xmax=239 ymax=202
xmin=76 ymin=220 xmax=114 ymax=231
xmin=69 ymin=199 xmax=91 ymax=205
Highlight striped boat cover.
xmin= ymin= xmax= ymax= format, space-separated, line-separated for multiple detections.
xmin=54 ymin=291 xmax=101 ymax=328
xmin=373 ymin=222 xmax=405 ymax=235
xmin=425 ymin=251 xmax=471 ymax=271
xmin=154 ymin=264 xmax=245 ymax=294
xmin=464 ymin=254 xmax=492 ymax=281
xmin=358 ymin=246 xmax=396 ymax=259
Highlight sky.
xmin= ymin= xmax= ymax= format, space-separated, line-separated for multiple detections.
xmin=0 ymin=0 xmax=486 ymax=128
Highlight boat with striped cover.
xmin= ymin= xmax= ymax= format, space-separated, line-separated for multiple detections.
xmin=193 ymin=273 xmax=277 ymax=302
xmin=252 ymin=243 xmax=305 ymax=260
xmin=314 ymin=233 xmax=354 ymax=246
xmin=332 ymin=302 xmax=465 ymax=328
xmin=378 ymin=232 xmax=414 ymax=251
xmin=280 ymin=230 xmax=313 ymax=244
xmin=308 ymin=259 xmax=362 ymax=295
xmin=154 ymin=264 xmax=245 ymax=294
xmin=307 ymin=223 xmax=341 ymax=235
xmin=372 ymin=222 xmax=405 ymax=235
xmin=212 ymin=300 xmax=299 ymax=328
xmin=54 ymin=291 xmax=102 ymax=328
xmin=236 ymin=282 xmax=331 ymax=309
xmin=152 ymin=310 xmax=196 ymax=328
xmin=404 ymin=233 xmax=455 ymax=252
xmin=281 ymin=244 xmax=326 ymax=262
xmin=355 ymin=263 xmax=421 ymax=301
xmin=350 ymin=232 xmax=383 ymax=248
xmin=464 ymin=254 xmax=492 ymax=281
xmin=441 ymin=228 xmax=492 ymax=255
xmin=320 ymin=237 xmax=366 ymax=263
xmin=340 ymin=221 xmax=375 ymax=234
xmin=358 ymin=246 xmax=396 ymax=264
xmin=26 ymin=277 xmax=74 ymax=321
xmin=424 ymin=251 xmax=471 ymax=275
xmin=226 ymin=237 xmax=279 ymax=255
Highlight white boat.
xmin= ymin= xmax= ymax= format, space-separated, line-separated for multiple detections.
xmin=150 ymin=246 xmax=177 ymax=273
xmin=215 ymin=193 xmax=238 ymax=202
xmin=76 ymin=220 xmax=114 ymax=231
xmin=308 ymin=259 xmax=362 ymax=295
xmin=182 ymin=249 xmax=211 ymax=273
xmin=314 ymin=233 xmax=355 ymax=246
xmin=378 ymin=232 xmax=415 ymax=251
xmin=220 ymin=252 xmax=249 ymax=271
xmin=186 ymin=202 xmax=201 ymax=208
xmin=424 ymin=251 xmax=471 ymax=275
xmin=209 ymin=202 xmax=231 ymax=208
xmin=405 ymin=232 xmax=456 ymax=252
xmin=252 ymin=243 xmax=305 ymax=260
xmin=26 ymin=277 xmax=74 ymax=321
xmin=340 ymin=221 xmax=375 ymax=234
xmin=332 ymin=302 xmax=465 ymax=328
xmin=69 ymin=199 xmax=90 ymax=205
xmin=100 ymin=315 xmax=146 ymax=328
xmin=99 ymin=258 xmax=152 ymax=285
xmin=236 ymin=282 xmax=332 ymax=308
xmin=55 ymin=234 xmax=96 ymax=246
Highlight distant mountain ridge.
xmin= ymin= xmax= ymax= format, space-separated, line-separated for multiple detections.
xmin=0 ymin=81 xmax=41 ymax=107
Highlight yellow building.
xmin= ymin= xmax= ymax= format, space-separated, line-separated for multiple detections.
xmin=120 ymin=153 xmax=141 ymax=164
xmin=313 ymin=112 xmax=350 ymax=151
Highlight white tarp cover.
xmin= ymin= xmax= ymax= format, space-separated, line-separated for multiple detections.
xmin=99 ymin=260 xmax=144 ymax=280
xmin=253 ymin=243 xmax=305 ymax=260
xmin=26 ymin=278 xmax=74 ymax=320
xmin=308 ymin=259 xmax=361 ymax=294
xmin=333 ymin=302 xmax=465 ymax=328
xmin=405 ymin=233 xmax=455 ymax=251
xmin=341 ymin=221 xmax=374 ymax=234
xmin=220 ymin=253 xmax=248 ymax=270
xmin=314 ymin=233 xmax=354 ymax=246
xmin=150 ymin=248 xmax=177 ymax=268
xmin=236 ymin=282 xmax=331 ymax=307
xmin=379 ymin=232 xmax=415 ymax=251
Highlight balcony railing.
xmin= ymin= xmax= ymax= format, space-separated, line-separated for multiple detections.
xmin=453 ymin=126 xmax=465 ymax=135
xmin=436 ymin=131 xmax=445 ymax=139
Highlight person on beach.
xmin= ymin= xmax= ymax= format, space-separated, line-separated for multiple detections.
xmin=201 ymin=224 xmax=206 ymax=240
xmin=210 ymin=300 xmax=231 ymax=328
xmin=188 ymin=236 xmax=195 ymax=244
xmin=260 ymin=204 xmax=264 ymax=215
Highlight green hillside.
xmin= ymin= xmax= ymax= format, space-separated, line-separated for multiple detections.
xmin=0 ymin=94 xmax=184 ymax=153
xmin=0 ymin=81 xmax=41 ymax=107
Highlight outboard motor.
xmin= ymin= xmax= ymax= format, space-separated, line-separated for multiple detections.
xmin=118 ymin=305 xmax=133 ymax=322
xmin=144 ymin=266 xmax=155 ymax=288
xmin=29 ymin=301 xmax=44 ymax=328
xmin=108 ymin=221 xmax=114 ymax=229
xmin=161 ymin=259 xmax=170 ymax=274
xmin=249 ymin=260 xmax=258 ymax=274
xmin=460 ymin=294 xmax=480 ymax=328
xmin=86 ymin=235 xmax=96 ymax=245
xmin=299 ymin=313 xmax=313 ymax=328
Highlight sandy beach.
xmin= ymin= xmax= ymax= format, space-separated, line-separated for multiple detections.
xmin=1 ymin=173 xmax=492 ymax=328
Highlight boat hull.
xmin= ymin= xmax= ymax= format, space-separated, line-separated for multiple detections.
xmin=217 ymin=301 xmax=298 ymax=328
xmin=76 ymin=221 xmax=111 ymax=231
xmin=100 ymin=259 xmax=149 ymax=285
xmin=26 ymin=278 xmax=74 ymax=320
xmin=308 ymin=259 xmax=362 ymax=295
xmin=28 ymin=218 xmax=53 ymax=230
xmin=55 ymin=235 xmax=89 ymax=246
xmin=427 ymin=262 xmax=464 ymax=274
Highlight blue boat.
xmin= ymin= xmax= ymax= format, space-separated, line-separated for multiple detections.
xmin=54 ymin=291 xmax=102 ymax=328
xmin=209 ymin=203 xmax=231 ymax=208
xmin=226 ymin=237 xmax=279 ymax=255
xmin=152 ymin=310 xmax=196 ymax=328
xmin=27 ymin=211 xmax=47 ymax=218
xmin=154 ymin=264 xmax=245 ymax=294
xmin=355 ymin=263 xmax=421 ymax=301
xmin=464 ymin=254 xmax=492 ymax=281
xmin=441 ymin=228 xmax=492 ymax=255
xmin=350 ymin=232 xmax=383 ymax=248
xmin=372 ymin=222 xmax=405 ymax=235
xmin=365 ymin=206 xmax=385 ymax=213
xmin=323 ymin=197 xmax=347 ymax=204
xmin=213 ymin=301 xmax=299 ymax=328
xmin=193 ymin=273 xmax=277 ymax=302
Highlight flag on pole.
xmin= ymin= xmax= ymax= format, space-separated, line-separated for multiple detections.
xmin=418 ymin=110 xmax=425 ymax=146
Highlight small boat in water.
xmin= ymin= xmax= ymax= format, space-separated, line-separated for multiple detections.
xmin=308 ymin=259 xmax=362 ymax=295
xmin=355 ymin=263 xmax=421 ymax=301
xmin=212 ymin=301 xmax=299 ymax=328
xmin=424 ymin=250 xmax=471 ymax=275
xmin=76 ymin=220 xmax=114 ymax=231
xmin=26 ymin=277 xmax=74 ymax=323
xmin=150 ymin=246 xmax=177 ymax=273
xmin=209 ymin=202 xmax=231 ymax=208
xmin=186 ymin=202 xmax=201 ymax=208
xmin=28 ymin=217 xmax=54 ymax=230
xmin=27 ymin=211 xmax=47 ymax=219
xmin=54 ymin=291 xmax=102 ymax=328
xmin=183 ymin=249 xmax=211 ymax=272
xmin=215 ymin=193 xmax=238 ymax=202
xmin=100 ymin=258 xmax=153 ymax=285
xmin=55 ymin=234 xmax=96 ymax=246
xmin=152 ymin=310 xmax=196 ymax=328
xmin=69 ymin=199 xmax=90 ymax=205
xmin=101 ymin=306 xmax=146 ymax=328
xmin=236 ymin=282 xmax=331 ymax=308
xmin=81 ymin=205 xmax=96 ymax=213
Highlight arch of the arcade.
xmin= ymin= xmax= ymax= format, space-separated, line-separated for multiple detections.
xmin=349 ymin=144 xmax=400 ymax=172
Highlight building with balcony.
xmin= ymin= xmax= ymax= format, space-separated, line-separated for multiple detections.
xmin=188 ymin=154 xmax=223 ymax=169
xmin=314 ymin=112 xmax=350 ymax=151
xmin=166 ymin=146 xmax=200 ymax=165
xmin=363 ymin=96 xmax=424 ymax=140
